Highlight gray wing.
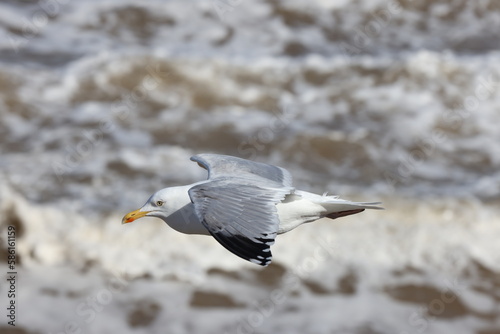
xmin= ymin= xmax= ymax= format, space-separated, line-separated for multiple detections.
xmin=191 ymin=154 xmax=292 ymax=187
xmin=189 ymin=154 xmax=294 ymax=266
xmin=188 ymin=180 xmax=292 ymax=266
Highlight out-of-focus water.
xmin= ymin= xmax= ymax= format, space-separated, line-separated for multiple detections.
xmin=0 ymin=1 xmax=499 ymax=333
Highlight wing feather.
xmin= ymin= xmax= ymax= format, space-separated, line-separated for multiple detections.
xmin=191 ymin=154 xmax=292 ymax=187
xmin=188 ymin=179 xmax=292 ymax=266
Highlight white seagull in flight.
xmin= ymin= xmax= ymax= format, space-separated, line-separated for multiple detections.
xmin=122 ymin=154 xmax=382 ymax=266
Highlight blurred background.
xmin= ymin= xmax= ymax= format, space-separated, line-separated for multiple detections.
xmin=1 ymin=0 xmax=500 ymax=333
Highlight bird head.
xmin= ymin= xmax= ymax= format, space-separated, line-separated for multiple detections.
xmin=122 ymin=189 xmax=173 ymax=224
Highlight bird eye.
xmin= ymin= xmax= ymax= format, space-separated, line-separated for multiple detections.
xmin=156 ymin=200 xmax=164 ymax=207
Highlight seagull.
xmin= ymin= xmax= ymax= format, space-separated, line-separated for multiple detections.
xmin=122 ymin=154 xmax=382 ymax=266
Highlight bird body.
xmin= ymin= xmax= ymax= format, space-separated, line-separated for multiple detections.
xmin=123 ymin=154 xmax=382 ymax=266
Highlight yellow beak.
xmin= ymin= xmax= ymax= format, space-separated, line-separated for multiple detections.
xmin=122 ymin=208 xmax=151 ymax=224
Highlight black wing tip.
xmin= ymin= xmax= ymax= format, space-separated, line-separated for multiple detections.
xmin=325 ymin=209 xmax=365 ymax=220
xmin=210 ymin=231 xmax=274 ymax=266
xmin=250 ymin=257 xmax=272 ymax=266
xmin=249 ymin=250 xmax=273 ymax=266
